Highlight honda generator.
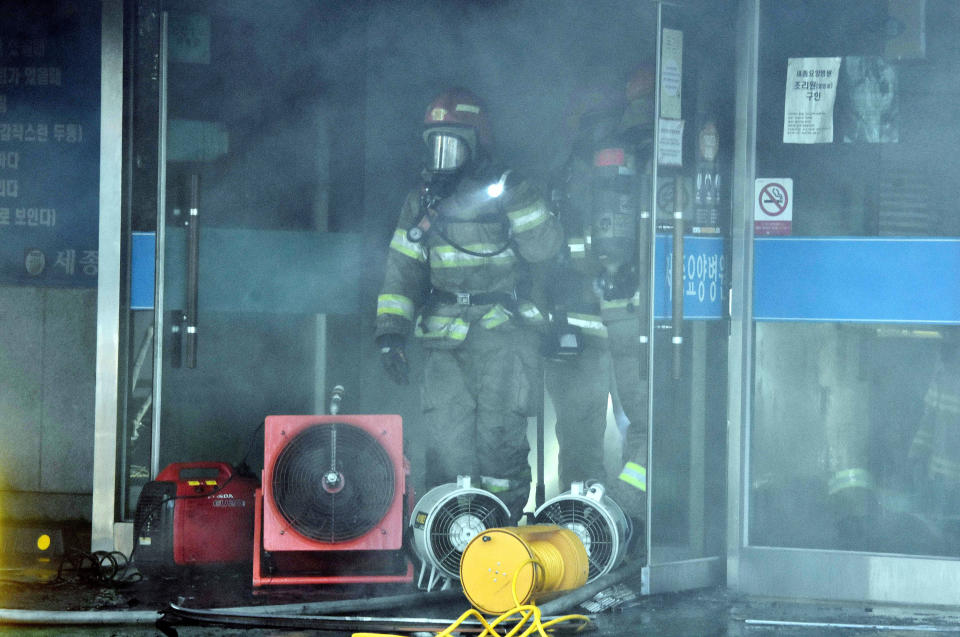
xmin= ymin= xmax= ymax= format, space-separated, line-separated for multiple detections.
xmin=133 ymin=462 xmax=258 ymax=574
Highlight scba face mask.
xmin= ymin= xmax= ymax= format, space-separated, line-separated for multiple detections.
xmin=425 ymin=131 xmax=471 ymax=173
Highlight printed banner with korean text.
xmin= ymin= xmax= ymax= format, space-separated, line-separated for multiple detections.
xmin=0 ymin=2 xmax=100 ymax=286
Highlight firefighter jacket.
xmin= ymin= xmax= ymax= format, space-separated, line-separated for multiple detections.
xmin=548 ymin=150 xmax=646 ymax=338
xmin=909 ymin=359 xmax=960 ymax=483
xmin=547 ymin=154 xmax=606 ymax=339
xmin=376 ymin=170 xmax=562 ymax=348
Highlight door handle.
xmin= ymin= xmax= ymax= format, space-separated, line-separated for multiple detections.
xmin=672 ymin=175 xmax=684 ymax=380
xmin=185 ymin=173 xmax=200 ymax=369
xmin=169 ymin=310 xmax=183 ymax=369
xmin=637 ymin=173 xmax=652 ymax=382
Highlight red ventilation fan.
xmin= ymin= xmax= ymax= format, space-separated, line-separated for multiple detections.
xmin=253 ymin=414 xmax=413 ymax=586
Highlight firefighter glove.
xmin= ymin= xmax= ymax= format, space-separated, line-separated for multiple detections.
xmin=602 ymin=264 xmax=640 ymax=301
xmin=542 ymin=314 xmax=583 ymax=360
xmin=377 ymin=334 xmax=409 ymax=385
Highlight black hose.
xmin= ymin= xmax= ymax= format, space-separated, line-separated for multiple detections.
xmin=537 ymin=564 xmax=643 ymax=616
xmin=210 ymin=586 xmax=464 ymax=616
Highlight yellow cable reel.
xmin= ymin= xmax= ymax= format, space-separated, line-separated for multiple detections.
xmin=458 ymin=525 xmax=589 ymax=615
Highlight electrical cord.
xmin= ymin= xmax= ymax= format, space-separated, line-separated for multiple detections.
xmin=352 ymin=556 xmax=591 ymax=637
xmin=0 ymin=548 xmax=141 ymax=587
xmin=235 ymin=420 xmax=265 ymax=477
xmin=53 ymin=549 xmax=140 ymax=585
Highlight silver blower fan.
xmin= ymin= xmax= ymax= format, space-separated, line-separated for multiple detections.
xmin=409 ymin=475 xmax=511 ymax=591
xmin=534 ymin=481 xmax=630 ymax=582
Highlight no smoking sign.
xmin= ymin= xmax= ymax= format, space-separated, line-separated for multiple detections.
xmin=754 ymin=178 xmax=793 ymax=236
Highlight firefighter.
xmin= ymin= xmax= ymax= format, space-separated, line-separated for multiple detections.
xmin=909 ymin=328 xmax=960 ymax=518
xmin=544 ymin=68 xmax=655 ymax=525
xmin=375 ymin=87 xmax=562 ymax=521
xmin=817 ymin=325 xmax=877 ymax=546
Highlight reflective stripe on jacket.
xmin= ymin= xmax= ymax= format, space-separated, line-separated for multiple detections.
xmin=376 ymin=171 xmax=561 ymax=345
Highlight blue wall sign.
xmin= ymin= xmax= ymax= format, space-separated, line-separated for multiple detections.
xmin=0 ymin=2 xmax=101 ymax=287
xmin=130 ymin=229 xmax=364 ymax=315
xmin=130 ymin=231 xmax=724 ymax=319
xmin=654 ymin=235 xmax=726 ymax=320
xmin=754 ymin=237 xmax=960 ymax=323
xmin=130 ymin=232 xmax=156 ymax=310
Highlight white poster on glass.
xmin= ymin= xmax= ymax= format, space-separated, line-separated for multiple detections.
xmin=783 ymin=57 xmax=841 ymax=144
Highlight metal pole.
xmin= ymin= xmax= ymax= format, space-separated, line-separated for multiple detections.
xmin=91 ymin=0 xmax=125 ymax=552
xmin=150 ymin=10 xmax=169 ymax=478
xmin=535 ymin=365 xmax=546 ymax=509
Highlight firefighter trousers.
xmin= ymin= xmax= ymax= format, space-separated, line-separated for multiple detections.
xmin=545 ymin=315 xmax=649 ymax=517
xmin=421 ymin=321 xmax=539 ymax=521
xmin=546 ymin=337 xmax=611 ymax=490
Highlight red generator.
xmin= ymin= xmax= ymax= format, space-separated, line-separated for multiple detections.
xmin=254 ymin=414 xmax=413 ymax=586
xmin=133 ymin=462 xmax=258 ymax=574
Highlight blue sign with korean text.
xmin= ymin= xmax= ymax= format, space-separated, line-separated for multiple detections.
xmin=654 ymin=235 xmax=726 ymax=320
xmin=0 ymin=2 xmax=101 ymax=286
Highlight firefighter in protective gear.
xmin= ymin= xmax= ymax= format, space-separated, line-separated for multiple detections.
xmin=376 ymin=87 xmax=562 ymax=521
xmin=545 ymin=69 xmax=654 ymax=525
xmin=909 ymin=328 xmax=960 ymax=517
xmin=816 ymin=325 xmax=877 ymax=546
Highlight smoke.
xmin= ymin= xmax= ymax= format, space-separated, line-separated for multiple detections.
xmin=363 ymin=0 xmax=656 ymax=186
xmin=752 ymin=323 xmax=954 ymax=555
xmin=155 ymin=1 xmax=722 ymax=557
xmin=355 ymin=0 xmax=662 ymax=501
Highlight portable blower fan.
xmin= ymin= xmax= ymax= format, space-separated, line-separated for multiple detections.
xmin=533 ymin=482 xmax=630 ymax=582
xmin=253 ymin=414 xmax=413 ymax=586
xmin=410 ymin=475 xmax=511 ymax=591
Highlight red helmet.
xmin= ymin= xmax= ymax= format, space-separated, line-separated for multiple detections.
xmin=562 ymin=74 xmax=623 ymax=137
xmin=621 ymin=64 xmax=655 ymax=132
xmin=624 ymin=64 xmax=655 ymax=101
xmin=422 ymin=87 xmax=492 ymax=172
xmin=560 ymin=73 xmax=624 ymax=155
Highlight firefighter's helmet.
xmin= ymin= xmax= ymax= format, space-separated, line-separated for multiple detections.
xmin=562 ymin=73 xmax=624 ymax=145
xmin=423 ymin=87 xmax=492 ymax=173
xmin=620 ymin=64 xmax=655 ymax=133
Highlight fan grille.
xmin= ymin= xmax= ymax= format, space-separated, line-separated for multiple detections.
xmin=429 ymin=493 xmax=510 ymax=577
xmin=536 ymin=499 xmax=614 ymax=580
xmin=271 ymin=423 xmax=395 ymax=542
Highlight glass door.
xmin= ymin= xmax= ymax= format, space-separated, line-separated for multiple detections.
xmin=118 ymin=0 xmax=366 ymax=519
xmin=730 ymin=0 xmax=960 ymax=605
xmin=111 ymin=5 xmax=738 ymax=597
xmin=642 ymin=0 xmax=735 ymax=594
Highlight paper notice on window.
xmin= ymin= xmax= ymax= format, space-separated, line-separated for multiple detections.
xmin=658 ymin=118 xmax=684 ymax=166
xmin=783 ymin=57 xmax=841 ymax=144
xmin=660 ymin=29 xmax=683 ymax=120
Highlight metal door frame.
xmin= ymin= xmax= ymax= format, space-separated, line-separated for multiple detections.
xmin=92 ymin=0 xmax=125 ymax=552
